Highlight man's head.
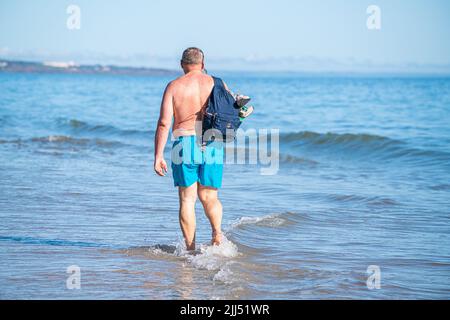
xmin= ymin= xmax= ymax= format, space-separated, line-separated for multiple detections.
xmin=180 ymin=47 xmax=204 ymax=73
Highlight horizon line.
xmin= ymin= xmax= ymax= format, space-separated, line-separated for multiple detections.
xmin=1 ymin=57 xmax=450 ymax=77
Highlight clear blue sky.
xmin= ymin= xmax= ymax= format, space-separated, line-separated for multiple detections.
xmin=1 ymin=0 xmax=449 ymax=72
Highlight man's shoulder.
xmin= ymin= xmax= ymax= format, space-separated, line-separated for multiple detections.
xmin=165 ymin=77 xmax=183 ymax=92
xmin=167 ymin=75 xmax=185 ymax=89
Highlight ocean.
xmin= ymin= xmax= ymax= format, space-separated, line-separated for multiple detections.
xmin=0 ymin=71 xmax=449 ymax=299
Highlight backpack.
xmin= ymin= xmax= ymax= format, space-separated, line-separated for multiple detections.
xmin=202 ymin=76 xmax=242 ymax=143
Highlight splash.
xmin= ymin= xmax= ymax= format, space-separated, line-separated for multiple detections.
xmin=212 ymin=262 xmax=235 ymax=284
xmin=173 ymin=235 xmax=239 ymax=284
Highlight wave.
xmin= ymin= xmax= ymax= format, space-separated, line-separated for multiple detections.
xmin=281 ymin=131 xmax=395 ymax=145
xmin=429 ymin=184 xmax=450 ymax=191
xmin=280 ymin=131 xmax=403 ymax=155
xmin=57 ymin=118 xmax=154 ymax=139
xmin=3 ymin=116 xmax=449 ymax=166
xmin=229 ymin=214 xmax=289 ymax=229
xmin=321 ymin=194 xmax=400 ymax=206
xmin=278 ymin=153 xmax=319 ymax=165
xmin=57 ymin=120 xmax=431 ymax=163
xmin=0 ymin=235 xmax=111 ymax=248
xmin=0 ymin=135 xmax=127 ymax=148
xmin=227 ymin=212 xmax=303 ymax=231
xmin=279 ymin=131 xmax=450 ymax=164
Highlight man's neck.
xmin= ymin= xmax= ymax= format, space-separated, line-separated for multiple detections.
xmin=183 ymin=66 xmax=203 ymax=74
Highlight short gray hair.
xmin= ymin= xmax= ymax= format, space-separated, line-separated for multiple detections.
xmin=181 ymin=47 xmax=204 ymax=65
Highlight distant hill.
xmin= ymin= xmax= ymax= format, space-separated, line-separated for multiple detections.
xmin=0 ymin=59 xmax=180 ymax=76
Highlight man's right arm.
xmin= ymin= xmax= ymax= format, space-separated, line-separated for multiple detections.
xmin=154 ymin=82 xmax=174 ymax=176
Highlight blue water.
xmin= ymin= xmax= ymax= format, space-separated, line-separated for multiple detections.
xmin=0 ymin=72 xmax=449 ymax=299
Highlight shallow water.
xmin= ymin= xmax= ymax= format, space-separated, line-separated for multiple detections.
xmin=0 ymin=72 xmax=449 ymax=299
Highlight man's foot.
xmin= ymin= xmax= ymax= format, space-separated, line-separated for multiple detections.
xmin=235 ymin=94 xmax=251 ymax=107
xmin=185 ymin=242 xmax=196 ymax=251
xmin=211 ymin=230 xmax=223 ymax=246
xmin=186 ymin=248 xmax=202 ymax=255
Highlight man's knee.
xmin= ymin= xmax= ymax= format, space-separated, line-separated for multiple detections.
xmin=179 ymin=187 xmax=197 ymax=204
xmin=198 ymin=187 xmax=218 ymax=205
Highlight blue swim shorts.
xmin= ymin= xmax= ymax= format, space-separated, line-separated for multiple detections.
xmin=171 ymin=135 xmax=224 ymax=189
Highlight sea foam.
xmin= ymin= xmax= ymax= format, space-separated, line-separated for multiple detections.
xmin=174 ymin=235 xmax=239 ymax=284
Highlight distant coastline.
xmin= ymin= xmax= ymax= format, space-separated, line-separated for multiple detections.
xmin=0 ymin=59 xmax=179 ymax=77
xmin=1 ymin=58 xmax=449 ymax=78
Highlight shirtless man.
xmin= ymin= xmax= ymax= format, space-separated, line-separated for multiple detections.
xmin=154 ymin=47 xmax=224 ymax=250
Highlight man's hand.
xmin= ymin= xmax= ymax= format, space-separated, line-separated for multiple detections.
xmin=154 ymin=157 xmax=168 ymax=176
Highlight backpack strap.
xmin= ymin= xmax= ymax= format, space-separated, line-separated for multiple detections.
xmin=212 ymin=76 xmax=224 ymax=88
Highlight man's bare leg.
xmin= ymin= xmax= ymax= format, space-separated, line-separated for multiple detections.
xmin=198 ymin=183 xmax=223 ymax=245
xmin=178 ymin=184 xmax=198 ymax=250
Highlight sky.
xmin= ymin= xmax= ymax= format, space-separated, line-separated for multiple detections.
xmin=1 ymin=0 xmax=450 ymax=72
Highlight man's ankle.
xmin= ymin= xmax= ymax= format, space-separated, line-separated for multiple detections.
xmin=185 ymin=241 xmax=196 ymax=251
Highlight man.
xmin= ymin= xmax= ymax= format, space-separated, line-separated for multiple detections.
xmin=154 ymin=47 xmax=224 ymax=251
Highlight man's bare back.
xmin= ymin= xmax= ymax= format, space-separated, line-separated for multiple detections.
xmin=171 ymin=71 xmax=214 ymax=137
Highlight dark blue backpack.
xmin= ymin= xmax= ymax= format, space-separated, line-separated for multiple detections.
xmin=202 ymin=76 xmax=242 ymax=143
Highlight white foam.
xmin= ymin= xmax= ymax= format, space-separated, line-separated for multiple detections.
xmin=150 ymin=248 xmax=163 ymax=255
xmin=186 ymin=236 xmax=239 ymax=271
xmin=174 ymin=235 xmax=239 ymax=283
xmin=48 ymin=135 xmax=68 ymax=142
xmin=228 ymin=213 xmax=286 ymax=230
xmin=213 ymin=262 xmax=234 ymax=284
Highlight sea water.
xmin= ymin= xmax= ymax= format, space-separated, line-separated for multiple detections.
xmin=0 ymin=72 xmax=449 ymax=299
